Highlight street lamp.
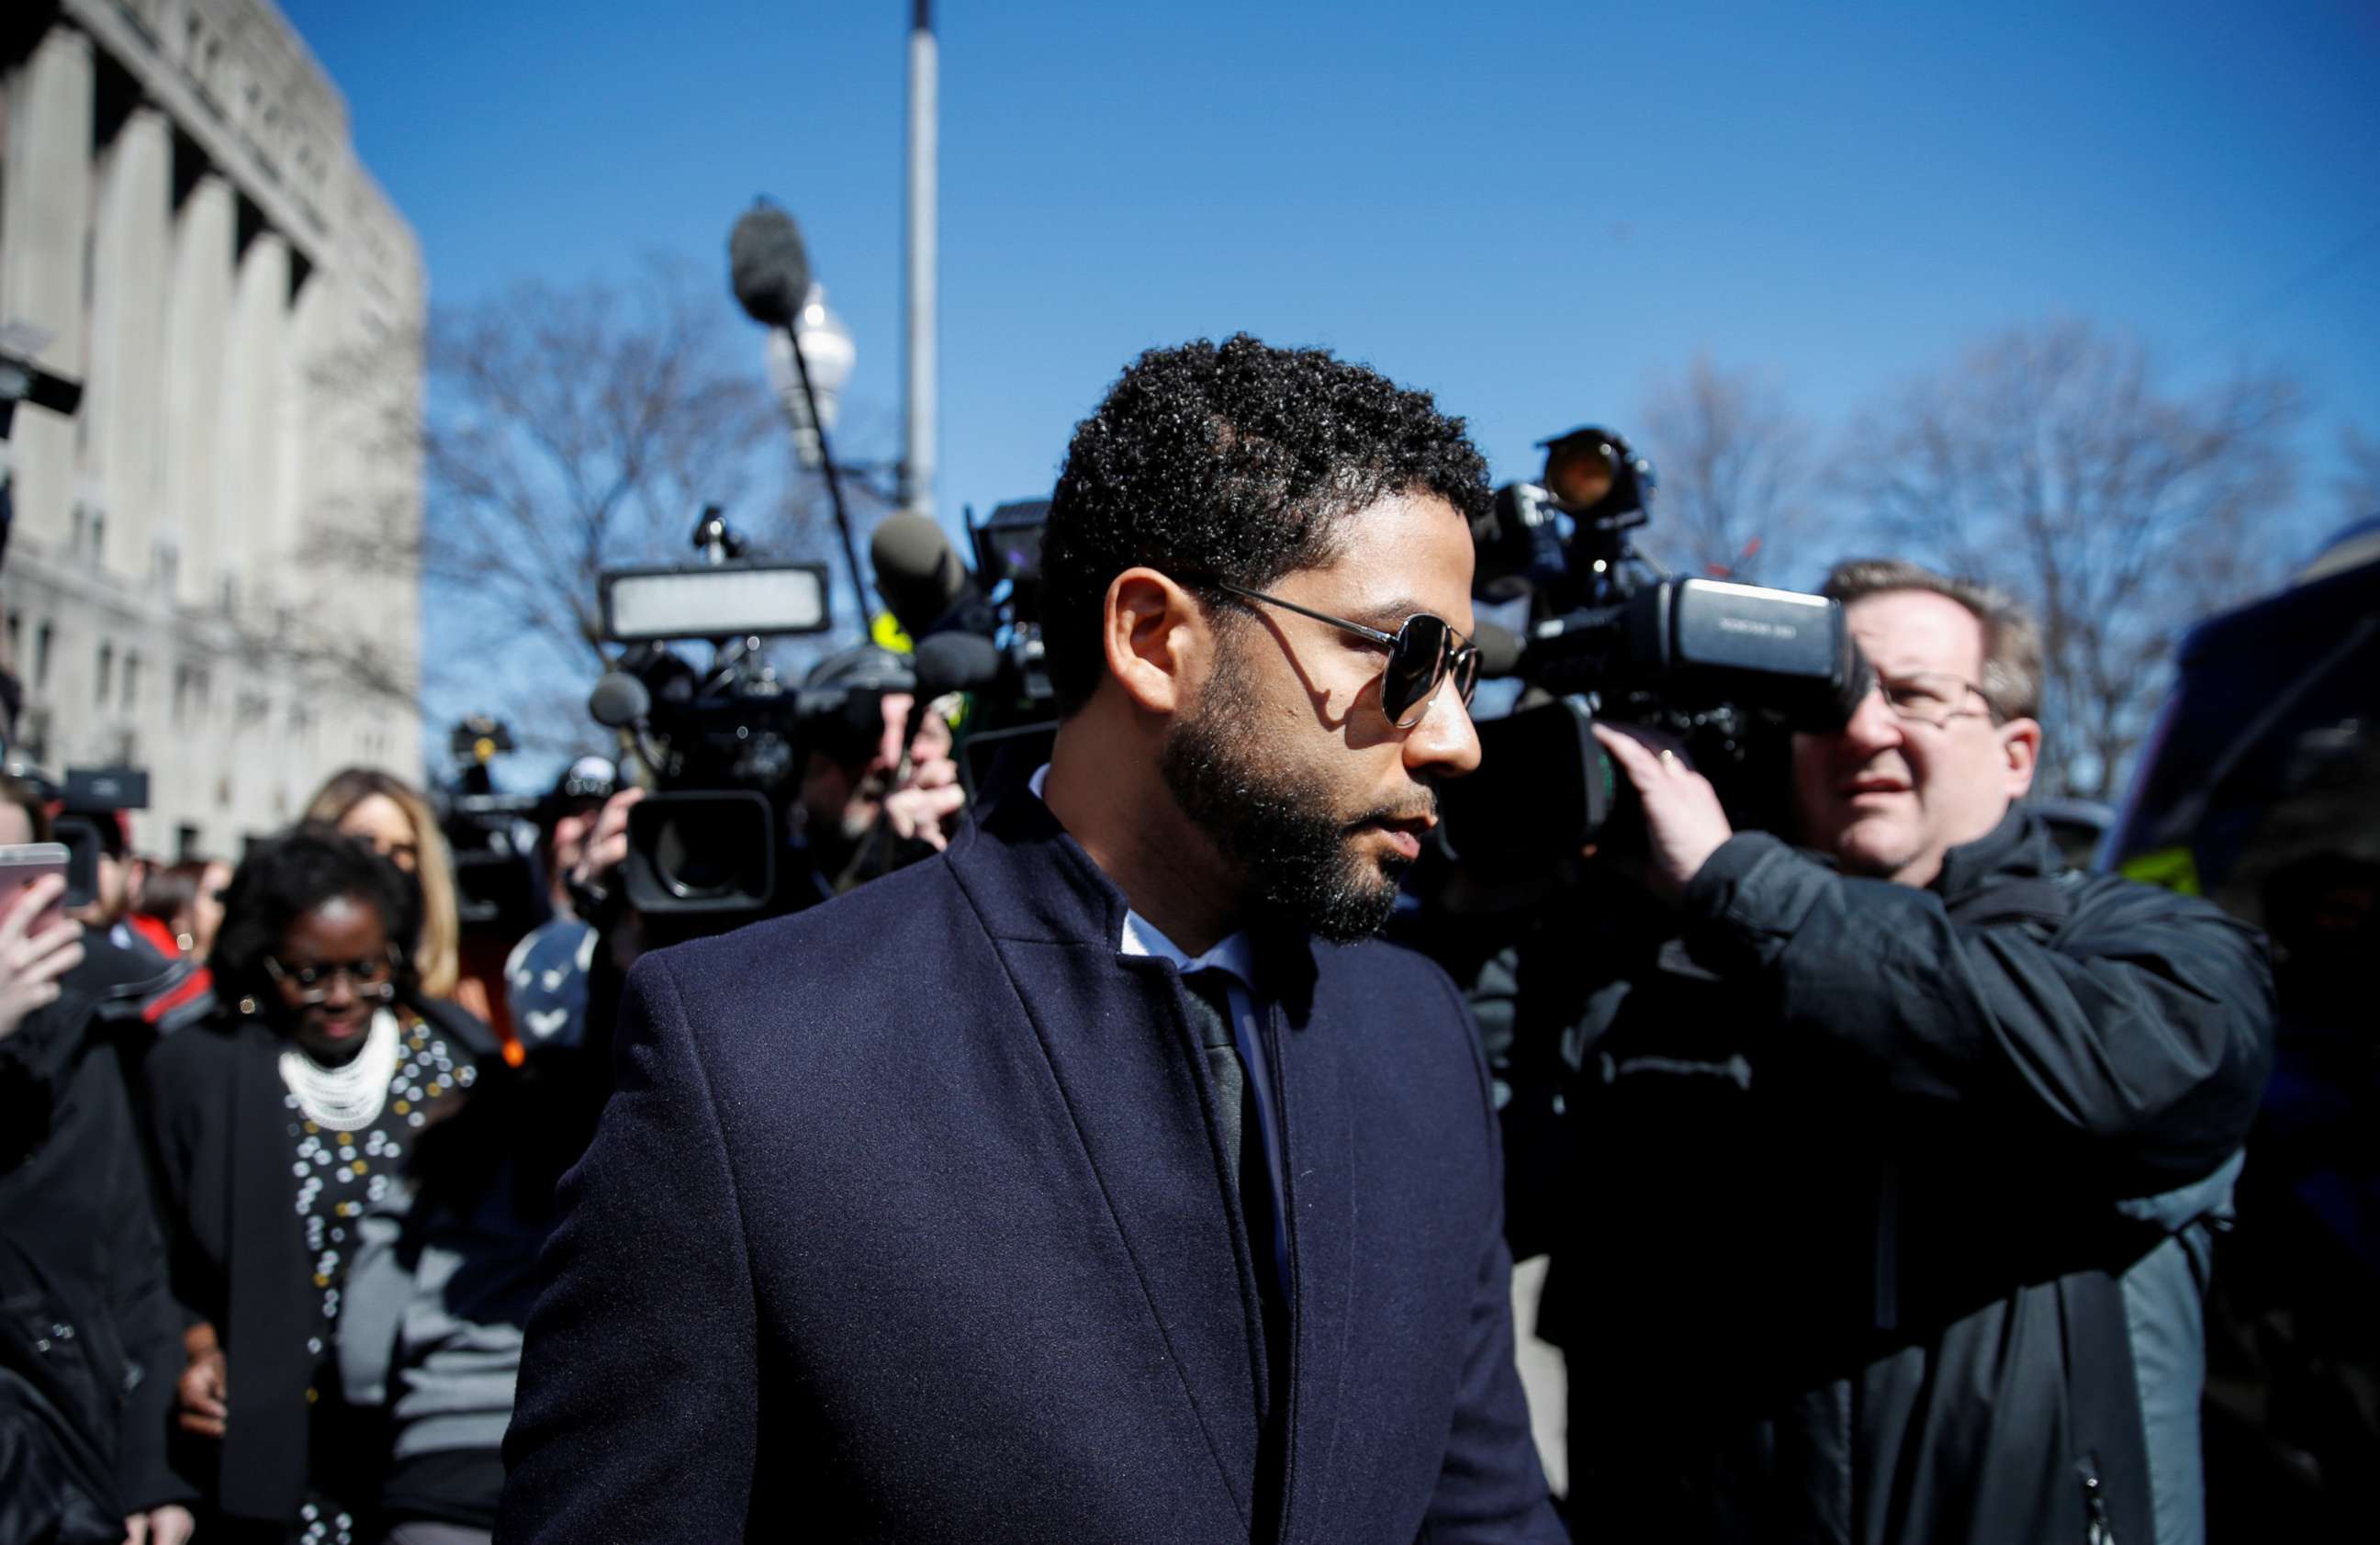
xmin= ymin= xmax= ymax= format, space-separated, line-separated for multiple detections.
xmin=764 ymin=285 xmax=855 ymax=473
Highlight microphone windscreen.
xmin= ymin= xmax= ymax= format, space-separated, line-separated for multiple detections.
xmin=588 ymin=671 xmax=652 ymax=730
xmin=911 ymin=631 xmax=1005 ymax=700
xmin=870 ymin=513 xmax=970 ymax=637
xmin=1472 ymin=621 xmax=1528 ymax=680
xmin=729 ymin=203 xmax=812 ymax=330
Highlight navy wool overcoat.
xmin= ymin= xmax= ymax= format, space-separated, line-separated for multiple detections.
xmin=496 ymin=790 xmax=1563 ymax=1544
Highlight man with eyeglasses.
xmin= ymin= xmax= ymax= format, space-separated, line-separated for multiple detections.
xmin=497 ymin=335 xmax=1563 ymax=1543
xmin=1544 ymin=558 xmax=2273 ymax=1545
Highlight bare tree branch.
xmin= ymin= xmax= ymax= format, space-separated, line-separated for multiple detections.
xmin=303 ymin=259 xmax=799 ymax=736
xmin=1839 ymin=319 xmax=2307 ymax=797
xmin=1634 ymin=354 xmax=1817 ymax=586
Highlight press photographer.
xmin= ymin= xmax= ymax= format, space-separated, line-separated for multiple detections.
xmin=1474 ymin=540 xmax=2276 ymax=1543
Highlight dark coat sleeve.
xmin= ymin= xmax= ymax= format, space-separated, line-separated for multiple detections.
xmin=96 ymin=1040 xmax=192 ymax=1513
xmin=1680 ymin=832 xmax=2275 ymax=1193
xmin=1418 ymin=970 xmax=1567 ymax=1544
xmin=495 ymin=951 xmax=760 ymax=1544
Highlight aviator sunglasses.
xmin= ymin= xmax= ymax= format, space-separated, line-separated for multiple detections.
xmin=1201 ymin=578 xmax=1480 ymax=728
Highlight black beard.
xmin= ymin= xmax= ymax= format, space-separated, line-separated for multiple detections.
xmin=1159 ymin=662 xmax=1419 ymax=945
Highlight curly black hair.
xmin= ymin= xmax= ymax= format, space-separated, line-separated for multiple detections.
xmin=1040 ymin=333 xmax=1491 ymax=715
xmin=208 ymin=823 xmax=420 ymax=1014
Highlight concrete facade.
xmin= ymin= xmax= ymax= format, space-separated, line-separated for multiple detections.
xmin=0 ymin=0 xmax=422 ymax=857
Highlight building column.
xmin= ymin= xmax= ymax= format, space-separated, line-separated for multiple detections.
xmin=0 ymin=25 xmax=97 ymax=558
xmin=164 ymin=172 xmax=232 ymax=610
xmin=277 ymin=258 xmax=331 ymax=598
xmin=220 ymin=227 xmax=288 ymax=603
xmin=87 ymin=105 xmax=174 ymax=591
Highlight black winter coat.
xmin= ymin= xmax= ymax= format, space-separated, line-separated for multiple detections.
xmin=0 ymin=940 xmax=196 ymax=1540
xmin=141 ymin=998 xmax=491 ymax=1525
xmin=1532 ymin=810 xmax=2273 ymax=1545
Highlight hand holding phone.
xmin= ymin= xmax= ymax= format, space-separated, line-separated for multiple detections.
xmin=0 ymin=863 xmax=85 ymax=1044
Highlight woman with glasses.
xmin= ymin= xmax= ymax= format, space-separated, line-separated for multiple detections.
xmin=304 ymin=768 xmax=498 ymax=1034
xmin=144 ymin=827 xmax=484 ymax=1544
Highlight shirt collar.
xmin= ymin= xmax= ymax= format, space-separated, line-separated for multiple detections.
xmin=1028 ymin=763 xmax=1257 ymax=983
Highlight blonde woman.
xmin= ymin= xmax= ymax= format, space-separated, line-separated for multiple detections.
xmin=303 ymin=768 xmax=496 ymax=1028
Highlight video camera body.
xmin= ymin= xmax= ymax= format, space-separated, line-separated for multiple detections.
xmin=587 ymin=509 xmax=858 ymax=921
xmin=1443 ymin=428 xmax=1869 ymax=866
xmin=51 ymin=766 xmax=146 ymax=910
xmin=868 ymin=498 xmax=1064 ymax=792
xmin=438 ymin=715 xmax=546 ymax=942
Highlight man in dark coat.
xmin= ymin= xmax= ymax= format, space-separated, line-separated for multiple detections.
xmin=1546 ymin=558 xmax=2273 ymax=1545
xmin=497 ymin=336 xmax=1564 ymax=1543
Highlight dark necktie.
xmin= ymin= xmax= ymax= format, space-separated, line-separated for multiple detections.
xmin=1180 ymin=970 xmax=1287 ymax=1356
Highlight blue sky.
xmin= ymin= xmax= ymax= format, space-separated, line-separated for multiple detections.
xmin=281 ymin=0 xmax=2380 ymax=748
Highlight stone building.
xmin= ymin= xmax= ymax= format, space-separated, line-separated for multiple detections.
xmin=0 ymin=0 xmax=422 ymax=858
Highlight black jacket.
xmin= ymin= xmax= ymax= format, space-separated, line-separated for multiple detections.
xmin=141 ymin=997 xmax=490 ymax=1524
xmin=0 ymin=941 xmax=196 ymax=1539
xmin=1533 ymin=810 xmax=2273 ymax=1545
xmin=497 ymin=789 xmax=1563 ymax=1544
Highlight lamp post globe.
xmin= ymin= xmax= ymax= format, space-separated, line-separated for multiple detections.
xmin=766 ymin=285 xmax=855 ymax=471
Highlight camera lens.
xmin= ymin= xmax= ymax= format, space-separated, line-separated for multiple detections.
xmin=648 ymin=797 xmax=770 ymax=902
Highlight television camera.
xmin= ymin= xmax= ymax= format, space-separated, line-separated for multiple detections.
xmin=437 ymin=715 xmax=548 ymax=944
xmin=1441 ymin=427 xmax=1870 ymax=867
xmin=584 ymin=508 xmax=861 ymax=920
xmin=867 ymin=497 xmax=1064 ymax=793
xmin=50 ymin=766 xmax=145 ymax=910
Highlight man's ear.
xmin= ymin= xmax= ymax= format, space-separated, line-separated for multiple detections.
xmin=1998 ymin=717 xmax=2043 ymax=800
xmin=1102 ymin=567 xmax=1207 ymax=716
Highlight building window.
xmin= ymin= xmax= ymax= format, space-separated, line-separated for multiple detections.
xmin=122 ymin=650 xmax=140 ymax=711
xmin=5 ymin=610 xmax=18 ymax=666
xmin=35 ymin=622 xmax=53 ymax=689
xmin=17 ymin=709 xmax=50 ymax=767
xmin=95 ymin=642 xmax=114 ymax=706
xmin=172 ymin=664 xmax=187 ymax=726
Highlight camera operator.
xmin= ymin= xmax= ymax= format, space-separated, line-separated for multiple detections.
xmin=794 ymin=644 xmax=968 ymax=893
xmin=1545 ymin=559 xmax=2273 ymax=1545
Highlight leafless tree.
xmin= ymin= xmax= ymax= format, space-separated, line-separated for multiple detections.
xmin=309 ymin=261 xmax=859 ymax=749
xmin=1839 ymin=319 xmax=2305 ymax=798
xmin=1634 ymin=353 xmax=1819 ymax=586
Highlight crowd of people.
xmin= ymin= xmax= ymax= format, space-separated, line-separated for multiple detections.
xmin=0 ymin=645 xmax=974 ymax=1545
xmin=0 ymin=330 xmax=2361 ymax=1543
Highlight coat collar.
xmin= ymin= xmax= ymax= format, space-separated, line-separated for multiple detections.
xmin=1929 ymin=805 xmax=2064 ymax=901
xmin=951 ymin=786 xmax=1322 ymax=1006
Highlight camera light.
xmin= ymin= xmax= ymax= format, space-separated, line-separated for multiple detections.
xmin=601 ymin=563 xmax=833 ymax=642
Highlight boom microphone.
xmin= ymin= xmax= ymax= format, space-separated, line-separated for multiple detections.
xmin=588 ymin=672 xmax=652 ymax=730
xmin=728 ymin=202 xmax=813 ymax=330
xmin=870 ymin=513 xmax=976 ymax=639
xmin=912 ymin=630 xmax=1005 ymax=700
xmin=898 ymin=630 xmax=1006 ymax=780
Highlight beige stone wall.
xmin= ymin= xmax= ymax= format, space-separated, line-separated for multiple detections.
xmin=0 ymin=0 xmax=424 ymax=857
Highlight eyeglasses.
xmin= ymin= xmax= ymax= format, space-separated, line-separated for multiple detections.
xmin=263 ymin=951 xmax=399 ymax=1003
xmin=1203 ymin=579 xmax=1479 ymax=728
xmin=1874 ymin=671 xmax=2001 ymax=729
